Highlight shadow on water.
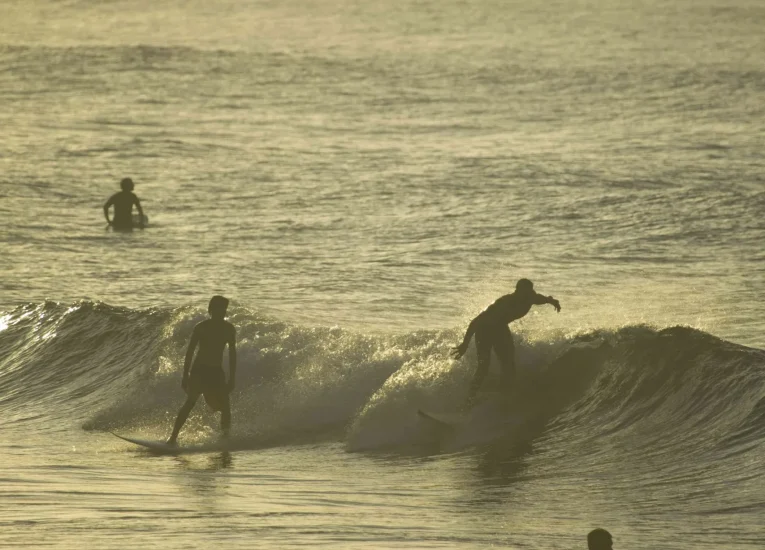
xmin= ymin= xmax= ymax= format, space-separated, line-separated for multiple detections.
xmin=354 ymin=341 xmax=607 ymax=468
xmin=133 ymin=450 xmax=234 ymax=471
xmin=172 ymin=452 xmax=234 ymax=499
xmin=474 ymin=432 xmax=537 ymax=485
xmin=204 ymin=451 xmax=233 ymax=471
xmin=466 ymin=343 xmax=608 ymax=488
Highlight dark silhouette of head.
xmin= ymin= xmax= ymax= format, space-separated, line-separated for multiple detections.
xmin=515 ymin=278 xmax=534 ymax=294
xmin=120 ymin=177 xmax=135 ymax=192
xmin=587 ymin=528 xmax=613 ymax=550
xmin=208 ymin=295 xmax=229 ymax=320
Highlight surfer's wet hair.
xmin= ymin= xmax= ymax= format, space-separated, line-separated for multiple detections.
xmin=209 ymin=295 xmax=229 ymax=317
xmin=515 ymin=278 xmax=534 ymax=292
xmin=120 ymin=177 xmax=135 ymax=191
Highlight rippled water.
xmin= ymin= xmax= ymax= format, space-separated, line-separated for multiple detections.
xmin=1 ymin=0 xmax=764 ymax=548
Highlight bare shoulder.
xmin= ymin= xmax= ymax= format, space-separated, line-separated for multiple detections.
xmin=493 ymin=293 xmax=517 ymax=307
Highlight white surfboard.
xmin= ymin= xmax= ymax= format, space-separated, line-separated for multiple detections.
xmin=132 ymin=213 xmax=149 ymax=227
xmin=112 ymin=432 xmax=228 ymax=455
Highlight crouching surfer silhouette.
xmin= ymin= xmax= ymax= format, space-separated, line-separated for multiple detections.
xmin=168 ymin=295 xmax=237 ymax=445
xmin=452 ymin=279 xmax=560 ymax=408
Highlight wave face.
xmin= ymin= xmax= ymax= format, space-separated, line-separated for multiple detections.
xmin=1 ymin=302 xmax=764 ymax=464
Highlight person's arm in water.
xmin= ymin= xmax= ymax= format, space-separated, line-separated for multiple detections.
xmin=451 ymin=317 xmax=479 ymax=359
xmin=181 ymin=327 xmax=200 ymax=391
xmin=532 ymin=292 xmax=561 ymax=312
xmin=133 ymin=194 xmax=145 ymax=228
xmin=227 ymin=326 xmax=237 ymax=393
xmin=103 ymin=195 xmax=115 ymax=225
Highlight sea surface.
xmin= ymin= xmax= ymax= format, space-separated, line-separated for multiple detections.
xmin=1 ymin=0 xmax=764 ymax=548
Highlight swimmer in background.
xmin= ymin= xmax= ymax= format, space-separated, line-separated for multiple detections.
xmin=103 ymin=177 xmax=144 ymax=230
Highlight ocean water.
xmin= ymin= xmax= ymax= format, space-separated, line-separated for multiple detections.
xmin=1 ymin=0 xmax=764 ymax=548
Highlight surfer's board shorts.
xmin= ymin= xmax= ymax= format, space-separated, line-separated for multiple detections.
xmin=188 ymin=366 xmax=228 ymax=412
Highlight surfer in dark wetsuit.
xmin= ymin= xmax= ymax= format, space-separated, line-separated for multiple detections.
xmin=103 ymin=177 xmax=144 ymax=230
xmin=167 ymin=295 xmax=237 ymax=445
xmin=452 ymin=279 xmax=560 ymax=407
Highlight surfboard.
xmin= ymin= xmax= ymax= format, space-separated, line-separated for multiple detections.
xmin=418 ymin=406 xmax=525 ymax=430
xmin=417 ymin=409 xmax=468 ymax=428
xmin=112 ymin=432 xmax=226 ymax=455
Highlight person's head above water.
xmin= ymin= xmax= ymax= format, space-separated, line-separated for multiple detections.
xmin=208 ymin=295 xmax=229 ymax=319
xmin=587 ymin=528 xmax=613 ymax=550
xmin=515 ymin=278 xmax=534 ymax=294
xmin=120 ymin=177 xmax=135 ymax=192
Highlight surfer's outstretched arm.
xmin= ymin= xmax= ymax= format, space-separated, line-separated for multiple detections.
xmin=181 ymin=328 xmax=200 ymax=391
xmin=532 ymin=292 xmax=561 ymax=312
xmin=452 ymin=318 xmax=478 ymax=359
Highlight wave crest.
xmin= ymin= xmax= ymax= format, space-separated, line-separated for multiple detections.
xmin=1 ymin=302 xmax=763 ymax=457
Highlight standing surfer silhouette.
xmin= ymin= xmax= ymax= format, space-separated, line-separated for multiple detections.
xmin=167 ymin=295 xmax=237 ymax=445
xmin=103 ymin=177 xmax=144 ymax=230
xmin=452 ymin=279 xmax=561 ymax=407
